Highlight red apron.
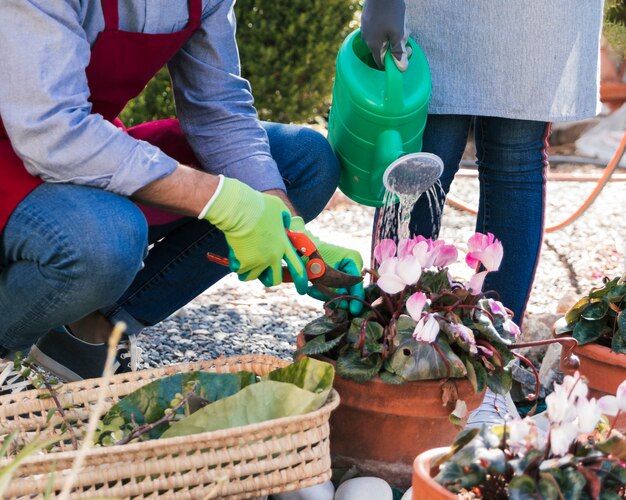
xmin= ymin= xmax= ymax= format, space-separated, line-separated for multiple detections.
xmin=0 ymin=0 xmax=203 ymax=232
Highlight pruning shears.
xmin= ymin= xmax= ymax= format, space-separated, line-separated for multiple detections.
xmin=206 ymin=230 xmax=363 ymax=297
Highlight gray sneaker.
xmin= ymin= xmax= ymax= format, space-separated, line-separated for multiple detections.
xmin=30 ymin=327 xmax=142 ymax=382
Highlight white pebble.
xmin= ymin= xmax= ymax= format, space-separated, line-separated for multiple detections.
xmin=335 ymin=477 xmax=393 ymax=500
xmin=272 ymin=480 xmax=334 ymax=500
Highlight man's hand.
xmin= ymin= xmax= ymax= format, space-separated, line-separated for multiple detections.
xmin=288 ymin=216 xmax=364 ymax=315
xmin=201 ymin=176 xmax=309 ymax=293
xmin=361 ymin=0 xmax=410 ymax=71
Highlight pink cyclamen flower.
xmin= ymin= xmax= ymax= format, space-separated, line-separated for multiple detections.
xmin=468 ymin=270 xmax=488 ymax=294
xmin=597 ymin=379 xmax=626 ymax=416
xmin=445 ymin=322 xmax=477 ymax=353
xmin=487 ymin=298 xmax=508 ymax=317
xmin=550 ymin=421 xmax=578 ymax=456
xmin=406 ymin=292 xmax=428 ymax=321
xmin=502 ymin=319 xmax=521 ymax=338
xmin=413 ymin=314 xmax=440 ymax=343
xmin=575 ymin=397 xmax=603 ymax=434
xmin=410 ymin=239 xmax=437 ymax=269
xmin=465 ymin=232 xmax=504 ymax=272
xmin=377 ymin=256 xmax=422 ymax=295
xmin=431 ymin=242 xmax=458 ymax=268
xmin=374 ymin=239 xmax=397 ymax=265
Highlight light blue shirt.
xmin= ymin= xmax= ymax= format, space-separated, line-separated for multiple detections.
xmin=405 ymin=0 xmax=604 ymax=122
xmin=0 ymin=0 xmax=285 ymax=197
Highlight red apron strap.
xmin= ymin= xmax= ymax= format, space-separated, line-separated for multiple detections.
xmin=100 ymin=0 xmax=119 ymax=31
xmin=188 ymin=0 xmax=203 ymax=28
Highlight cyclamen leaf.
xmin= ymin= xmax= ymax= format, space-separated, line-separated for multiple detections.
xmin=346 ymin=317 xmax=384 ymax=348
xmin=336 ymin=349 xmax=382 ymax=383
xmin=302 ymin=315 xmax=349 ymax=338
xmin=294 ymin=333 xmax=345 ymax=358
xmin=607 ymin=282 xmax=626 ymax=302
xmin=537 ymin=473 xmax=561 ymax=500
xmin=596 ymin=434 xmax=626 ymax=461
xmin=565 ymin=296 xmax=590 ymax=324
xmin=385 ymin=336 xmax=466 ymax=381
xmin=614 ymin=310 xmax=626 ymax=354
xmin=581 ymin=299 xmax=609 ymax=320
xmin=508 ymin=474 xmax=538 ymax=500
xmin=378 ymin=371 xmax=405 ymax=384
xmin=573 ymin=318 xmax=605 ymax=345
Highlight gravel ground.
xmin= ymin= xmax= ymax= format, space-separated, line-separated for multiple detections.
xmin=138 ymin=156 xmax=626 ymax=370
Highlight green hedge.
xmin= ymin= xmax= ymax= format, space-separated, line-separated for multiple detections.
xmin=235 ymin=0 xmax=360 ymax=122
xmin=120 ymin=1 xmax=361 ymax=126
xmin=604 ymin=0 xmax=626 ymax=55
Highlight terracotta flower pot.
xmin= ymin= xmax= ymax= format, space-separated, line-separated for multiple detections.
xmin=296 ymin=332 xmax=485 ymax=489
xmin=412 ymin=447 xmax=455 ymax=500
xmin=554 ymin=317 xmax=626 ymax=431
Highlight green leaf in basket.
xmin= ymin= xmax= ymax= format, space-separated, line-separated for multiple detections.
xmin=161 ymin=358 xmax=334 ymax=439
xmin=263 ymin=356 xmax=334 ymax=393
xmin=101 ymin=371 xmax=257 ymax=440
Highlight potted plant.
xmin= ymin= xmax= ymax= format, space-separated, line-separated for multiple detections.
xmin=296 ymin=233 xmax=578 ymax=487
xmin=413 ymin=373 xmax=626 ymax=499
xmin=554 ymin=273 xmax=626 ymax=430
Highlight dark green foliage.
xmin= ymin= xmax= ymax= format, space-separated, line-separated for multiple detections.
xmin=233 ymin=0 xmax=361 ymax=122
xmin=119 ymin=68 xmax=176 ymax=127
xmin=561 ymin=275 xmax=626 ymax=353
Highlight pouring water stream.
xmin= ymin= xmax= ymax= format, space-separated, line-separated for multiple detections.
xmin=376 ymin=152 xmax=445 ymax=245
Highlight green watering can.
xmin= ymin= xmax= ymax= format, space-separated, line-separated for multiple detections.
xmin=328 ymin=29 xmax=433 ymax=207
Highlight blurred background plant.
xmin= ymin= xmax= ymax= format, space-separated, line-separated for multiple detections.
xmin=604 ymin=0 xmax=626 ymax=55
xmin=120 ymin=0 xmax=361 ymax=126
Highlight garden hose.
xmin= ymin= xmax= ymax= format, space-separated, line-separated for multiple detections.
xmin=445 ymin=130 xmax=626 ymax=233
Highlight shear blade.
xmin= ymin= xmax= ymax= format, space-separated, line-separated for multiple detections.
xmin=313 ymin=265 xmax=363 ymax=288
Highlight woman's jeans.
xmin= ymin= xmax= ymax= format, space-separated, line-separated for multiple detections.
xmin=0 ymin=122 xmax=340 ymax=354
xmin=377 ymin=115 xmax=550 ymax=326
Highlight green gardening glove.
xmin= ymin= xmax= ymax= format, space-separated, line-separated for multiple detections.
xmin=202 ymin=176 xmax=308 ymax=294
xmin=289 ymin=216 xmax=365 ymax=315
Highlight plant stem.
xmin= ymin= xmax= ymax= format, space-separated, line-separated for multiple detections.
xmin=432 ymin=342 xmax=451 ymax=379
xmin=28 ymin=363 xmax=79 ymax=451
xmin=511 ymin=351 xmax=540 ymax=416
xmin=116 ymin=386 xmax=198 ymax=446
xmin=476 ymin=339 xmax=504 ymax=367
xmin=59 ymin=322 xmax=125 ymax=500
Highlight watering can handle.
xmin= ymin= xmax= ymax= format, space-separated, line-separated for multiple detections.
xmin=383 ymin=49 xmax=404 ymax=113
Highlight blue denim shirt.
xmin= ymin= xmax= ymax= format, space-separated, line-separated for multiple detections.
xmin=0 ymin=0 xmax=285 ymax=197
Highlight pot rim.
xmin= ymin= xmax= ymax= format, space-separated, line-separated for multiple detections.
xmin=413 ymin=447 xmax=456 ymax=499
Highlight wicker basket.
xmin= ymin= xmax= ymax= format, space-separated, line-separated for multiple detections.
xmin=0 ymin=355 xmax=339 ymax=499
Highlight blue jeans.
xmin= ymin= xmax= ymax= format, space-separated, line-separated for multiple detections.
xmin=377 ymin=115 xmax=550 ymax=325
xmin=0 ymin=122 xmax=340 ymax=353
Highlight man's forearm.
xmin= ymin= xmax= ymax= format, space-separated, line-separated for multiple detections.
xmin=131 ymin=165 xmax=296 ymax=217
